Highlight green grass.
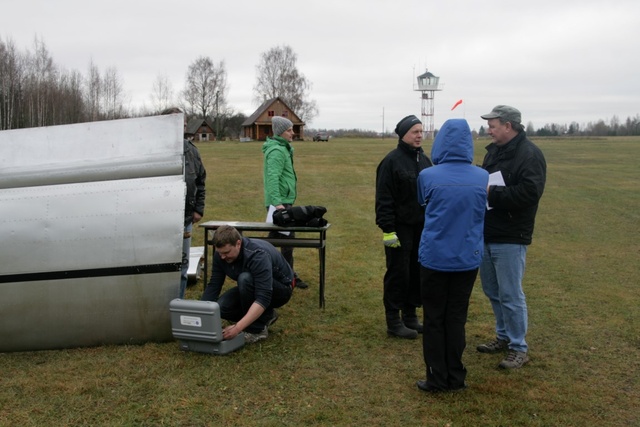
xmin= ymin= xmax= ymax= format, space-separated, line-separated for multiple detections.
xmin=1 ymin=137 xmax=639 ymax=426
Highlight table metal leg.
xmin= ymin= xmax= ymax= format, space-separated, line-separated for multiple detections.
xmin=203 ymin=229 xmax=209 ymax=291
xmin=319 ymin=231 xmax=326 ymax=309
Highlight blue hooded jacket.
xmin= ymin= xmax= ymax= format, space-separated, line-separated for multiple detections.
xmin=417 ymin=119 xmax=489 ymax=271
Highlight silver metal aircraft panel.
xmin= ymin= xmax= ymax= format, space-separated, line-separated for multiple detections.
xmin=1 ymin=176 xmax=184 ymax=274
xmin=0 ymin=114 xmax=186 ymax=352
xmin=0 ymin=115 xmax=182 ymax=170
xmin=0 ymin=274 xmax=176 ymax=352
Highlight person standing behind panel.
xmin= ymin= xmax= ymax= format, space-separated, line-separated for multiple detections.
xmin=162 ymin=107 xmax=206 ymax=299
xmin=262 ymin=116 xmax=308 ymax=289
xmin=477 ymin=105 xmax=546 ymax=369
xmin=415 ymin=119 xmax=488 ymax=393
xmin=375 ymin=115 xmax=433 ymax=339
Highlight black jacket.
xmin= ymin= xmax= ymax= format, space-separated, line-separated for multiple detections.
xmin=201 ymin=237 xmax=294 ymax=308
xmin=184 ymin=139 xmax=206 ymax=226
xmin=375 ymin=141 xmax=432 ymax=233
xmin=483 ymin=132 xmax=546 ymax=245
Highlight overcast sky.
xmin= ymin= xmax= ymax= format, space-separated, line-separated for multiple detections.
xmin=3 ymin=0 xmax=639 ymax=133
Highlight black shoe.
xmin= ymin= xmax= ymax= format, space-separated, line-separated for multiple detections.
xmin=402 ymin=315 xmax=423 ymax=333
xmin=416 ymin=380 xmax=445 ymax=393
xmin=449 ymin=383 xmax=468 ymax=392
xmin=386 ymin=321 xmax=418 ymax=339
xmin=294 ymin=275 xmax=308 ymax=289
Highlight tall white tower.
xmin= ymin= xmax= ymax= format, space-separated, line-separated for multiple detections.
xmin=414 ymin=69 xmax=442 ymax=139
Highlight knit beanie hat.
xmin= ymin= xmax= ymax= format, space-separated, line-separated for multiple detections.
xmin=272 ymin=116 xmax=293 ymax=136
xmin=395 ymin=115 xmax=422 ymax=139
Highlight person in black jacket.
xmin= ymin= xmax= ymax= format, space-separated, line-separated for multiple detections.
xmin=375 ymin=115 xmax=433 ymax=339
xmin=476 ymin=105 xmax=546 ymax=369
xmin=201 ymin=225 xmax=294 ymax=344
xmin=162 ymin=107 xmax=206 ymax=299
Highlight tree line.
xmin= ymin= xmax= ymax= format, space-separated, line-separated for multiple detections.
xmin=2 ymin=36 xmax=637 ymax=139
xmin=0 ymin=37 xmax=317 ymax=139
xmin=477 ymin=116 xmax=640 ymax=138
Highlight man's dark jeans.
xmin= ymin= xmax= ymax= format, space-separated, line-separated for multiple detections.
xmin=218 ymin=272 xmax=292 ymax=333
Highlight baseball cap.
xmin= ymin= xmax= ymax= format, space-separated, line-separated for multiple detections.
xmin=481 ymin=105 xmax=521 ymax=124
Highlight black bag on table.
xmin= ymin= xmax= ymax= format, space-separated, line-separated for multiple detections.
xmin=273 ymin=205 xmax=328 ymax=227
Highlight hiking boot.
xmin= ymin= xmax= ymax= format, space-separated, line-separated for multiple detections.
xmin=499 ymin=350 xmax=529 ymax=369
xmin=294 ymin=274 xmax=308 ymax=289
xmin=477 ymin=338 xmax=509 ymax=354
xmin=386 ymin=312 xmax=418 ymax=339
xmin=402 ymin=311 xmax=423 ymax=334
xmin=416 ymin=380 xmax=445 ymax=393
xmin=244 ymin=327 xmax=268 ymax=344
xmin=416 ymin=380 xmax=468 ymax=393
xmin=267 ymin=309 xmax=279 ymax=328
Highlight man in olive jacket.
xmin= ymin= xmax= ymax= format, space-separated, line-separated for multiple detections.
xmin=262 ymin=116 xmax=308 ymax=288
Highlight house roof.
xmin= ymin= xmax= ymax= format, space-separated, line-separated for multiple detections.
xmin=241 ymin=97 xmax=304 ymax=126
xmin=186 ymin=118 xmax=214 ymax=135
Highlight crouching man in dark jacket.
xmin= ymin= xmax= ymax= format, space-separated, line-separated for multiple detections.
xmin=201 ymin=225 xmax=294 ymax=344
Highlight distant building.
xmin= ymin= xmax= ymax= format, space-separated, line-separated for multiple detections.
xmin=241 ymin=97 xmax=305 ymax=141
xmin=186 ymin=118 xmax=215 ymax=142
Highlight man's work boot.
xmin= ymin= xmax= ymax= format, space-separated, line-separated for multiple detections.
xmin=402 ymin=308 xmax=423 ymax=333
xmin=386 ymin=311 xmax=418 ymax=339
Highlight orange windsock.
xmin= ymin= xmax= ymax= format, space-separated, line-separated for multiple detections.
xmin=451 ymin=99 xmax=463 ymax=110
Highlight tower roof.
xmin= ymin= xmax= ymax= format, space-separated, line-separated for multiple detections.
xmin=417 ymin=70 xmax=437 ymax=79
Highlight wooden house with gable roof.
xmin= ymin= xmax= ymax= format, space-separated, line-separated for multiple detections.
xmin=241 ymin=97 xmax=305 ymax=141
xmin=186 ymin=117 xmax=216 ymax=142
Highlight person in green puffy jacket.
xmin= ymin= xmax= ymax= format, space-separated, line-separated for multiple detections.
xmin=261 ymin=116 xmax=308 ymax=289
xmin=263 ymin=117 xmax=297 ymax=207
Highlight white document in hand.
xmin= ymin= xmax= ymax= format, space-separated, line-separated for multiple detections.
xmin=265 ymin=205 xmax=290 ymax=236
xmin=265 ymin=205 xmax=276 ymax=223
xmin=487 ymin=171 xmax=505 ymax=210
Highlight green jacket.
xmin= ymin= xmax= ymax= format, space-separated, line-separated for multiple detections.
xmin=262 ymin=136 xmax=297 ymax=207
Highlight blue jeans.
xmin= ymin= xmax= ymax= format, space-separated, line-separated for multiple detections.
xmin=479 ymin=243 xmax=528 ymax=353
xmin=179 ymin=222 xmax=193 ymax=299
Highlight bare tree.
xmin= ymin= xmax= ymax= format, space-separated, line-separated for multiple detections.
xmin=253 ymin=44 xmax=318 ymax=123
xmin=101 ymin=66 xmax=127 ymax=120
xmin=85 ymin=59 xmax=101 ymax=121
xmin=24 ymin=36 xmax=56 ymax=127
xmin=182 ymin=56 xmax=227 ymax=120
xmin=57 ymin=69 xmax=85 ymax=124
xmin=0 ymin=37 xmax=23 ymax=130
xmin=526 ymin=122 xmax=535 ymax=134
xmin=150 ymin=73 xmax=174 ymax=114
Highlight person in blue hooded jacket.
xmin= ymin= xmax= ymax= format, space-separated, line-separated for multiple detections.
xmin=415 ymin=119 xmax=489 ymax=393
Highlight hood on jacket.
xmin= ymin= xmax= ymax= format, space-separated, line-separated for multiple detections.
xmin=262 ymin=135 xmax=292 ymax=154
xmin=430 ymin=119 xmax=474 ymax=165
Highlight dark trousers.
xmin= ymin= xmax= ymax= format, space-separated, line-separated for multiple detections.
xmin=420 ymin=266 xmax=478 ymax=390
xmin=218 ymin=272 xmax=292 ymax=333
xmin=268 ymin=204 xmax=295 ymax=270
xmin=383 ymin=223 xmax=422 ymax=313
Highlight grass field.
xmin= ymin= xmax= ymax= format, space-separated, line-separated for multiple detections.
xmin=1 ymin=136 xmax=638 ymax=426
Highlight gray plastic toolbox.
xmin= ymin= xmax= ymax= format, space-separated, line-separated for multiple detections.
xmin=169 ymin=299 xmax=244 ymax=354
